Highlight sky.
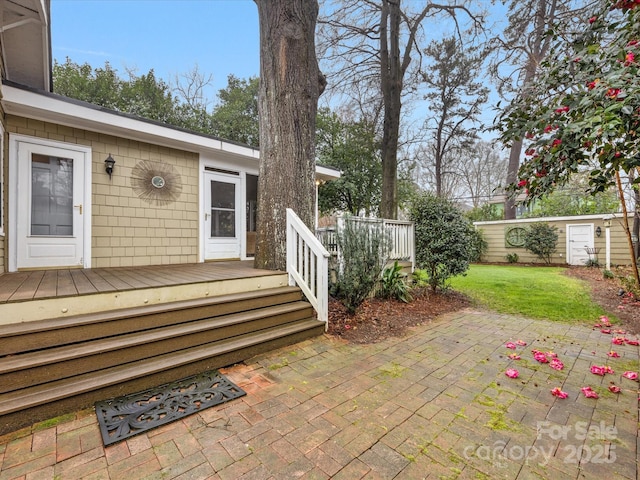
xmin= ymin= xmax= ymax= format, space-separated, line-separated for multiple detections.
xmin=51 ymin=0 xmax=261 ymax=100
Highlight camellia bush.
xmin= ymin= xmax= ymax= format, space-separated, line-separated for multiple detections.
xmin=409 ymin=193 xmax=476 ymax=291
xmin=523 ymin=223 xmax=559 ymax=264
xmin=499 ymin=0 xmax=640 ymax=284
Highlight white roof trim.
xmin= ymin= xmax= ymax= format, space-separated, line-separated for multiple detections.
xmin=474 ymin=213 xmax=628 ymax=226
xmin=1 ymin=84 xmax=261 ymax=160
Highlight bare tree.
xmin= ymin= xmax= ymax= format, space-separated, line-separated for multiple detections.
xmin=458 ymin=142 xmax=508 ymax=207
xmin=319 ymin=0 xmax=483 ymax=218
xmin=253 ymin=0 xmax=326 ymax=270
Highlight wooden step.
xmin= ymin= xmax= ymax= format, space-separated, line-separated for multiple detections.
xmin=0 ymin=318 xmax=324 ymax=435
xmin=0 ymin=286 xmax=302 ymax=355
xmin=0 ymin=301 xmax=313 ymax=393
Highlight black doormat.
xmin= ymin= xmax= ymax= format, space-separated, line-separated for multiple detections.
xmin=95 ymin=370 xmax=245 ymax=446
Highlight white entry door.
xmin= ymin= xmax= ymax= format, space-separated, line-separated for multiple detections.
xmin=13 ymin=138 xmax=89 ymax=270
xmin=567 ymin=224 xmax=594 ymax=266
xmin=204 ymin=171 xmax=242 ymax=260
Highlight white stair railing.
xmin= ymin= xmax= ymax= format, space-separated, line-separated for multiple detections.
xmin=286 ymin=208 xmax=330 ymax=329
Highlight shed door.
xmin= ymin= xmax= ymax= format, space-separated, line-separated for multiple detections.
xmin=204 ymin=171 xmax=242 ymax=260
xmin=16 ymin=141 xmax=88 ymax=269
xmin=567 ymin=224 xmax=594 ymax=266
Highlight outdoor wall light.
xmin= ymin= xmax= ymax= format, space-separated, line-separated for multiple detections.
xmin=104 ymin=154 xmax=116 ymax=179
xmin=596 ymin=226 xmax=602 ymax=237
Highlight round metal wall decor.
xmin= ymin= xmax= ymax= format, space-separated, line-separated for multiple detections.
xmin=131 ymin=160 xmax=182 ymax=206
xmin=505 ymin=226 xmax=526 ymax=248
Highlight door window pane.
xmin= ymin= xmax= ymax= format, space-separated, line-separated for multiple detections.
xmin=210 ymin=180 xmax=235 ymax=237
xmin=31 ymin=154 xmax=73 ymax=236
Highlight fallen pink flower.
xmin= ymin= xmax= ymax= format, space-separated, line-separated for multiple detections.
xmin=581 ymin=386 xmax=599 ymax=399
xmin=551 ymin=387 xmax=568 ymax=399
xmin=515 ymin=340 xmax=527 ymax=346
xmin=546 ymin=351 xmax=557 ymax=358
xmin=550 ymin=358 xmax=564 ymax=371
xmin=609 ymin=385 xmax=621 ymax=393
xmin=344 ymin=325 xmax=351 ymax=330
xmin=604 ymin=366 xmax=614 ymax=374
xmin=593 ymin=323 xmax=602 ymax=328
xmin=607 ymin=351 xmax=620 ymax=358
xmin=612 ymin=337 xmax=626 ymax=345
xmin=600 ymin=315 xmax=611 ymax=324
xmin=614 ymin=329 xmax=627 ymax=334
xmin=505 ymin=368 xmax=519 ymax=379
xmin=505 ymin=342 xmax=516 ymax=349
xmin=590 ymin=365 xmax=606 ymax=376
xmin=623 ymin=371 xmax=638 ymax=380
xmin=534 ymin=352 xmax=549 ymax=363
xmin=601 ymin=329 xmax=611 ymax=334
xmin=626 ymin=339 xmax=640 ymax=346
xmin=508 ymin=353 xmax=521 ymax=360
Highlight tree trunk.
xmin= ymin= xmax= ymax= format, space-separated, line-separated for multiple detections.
xmin=254 ymin=0 xmax=325 ymax=270
xmin=504 ymin=139 xmax=522 ymax=219
xmin=379 ymin=0 xmax=402 ymax=220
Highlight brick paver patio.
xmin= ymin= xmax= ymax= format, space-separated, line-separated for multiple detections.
xmin=0 ymin=309 xmax=638 ymax=479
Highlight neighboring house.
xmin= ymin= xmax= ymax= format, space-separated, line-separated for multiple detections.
xmin=0 ymin=1 xmax=339 ymax=274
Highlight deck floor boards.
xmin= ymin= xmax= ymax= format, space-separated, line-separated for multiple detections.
xmin=0 ymin=261 xmax=280 ymax=304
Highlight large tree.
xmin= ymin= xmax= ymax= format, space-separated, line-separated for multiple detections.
xmin=316 ymin=108 xmax=382 ymax=216
xmin=254 ymin=0 xmax=326 ymax=270
xmin=319 ymin=0 xmax=482 ymax=218
xmin=420 ymin=37 xmax=489 ymax=197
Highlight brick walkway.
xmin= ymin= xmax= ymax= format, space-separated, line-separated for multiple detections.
xmin=0 ymin=309 xmax=638 ymax=479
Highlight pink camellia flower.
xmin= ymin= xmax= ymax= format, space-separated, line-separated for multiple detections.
xmin=623 ymin=371 xmax=638 ymax=380
xmin=625 ymin=51 xmax=635 ymax=65
xmin=607 ymin=351 xmax=620 ymax=358
xmin=505 ymin=368 xmax=520 ymax=379
xmin=614 ymin=329 xmax=627 ymax=334
xmin=505 ymin=342 xmax=516 ymax=349
xmin=544 ymin=124 xmax=554 ymax=133
xmin=534 ymin=351 xmax=549 ymax=363
xmin=546 ymin=351 xmax=557 ymax=358
xmin=550 ymin=358 xmax=564 ymax=371
xmin=591 ymin=365 xmax=606 ymax=376
xmin=604 ymin=366 xmax=614 ymax=374
xmin=626 ymin=338 xmax=640 ymax=346
xmin=609 ymin=385 xmax=621 ymax=393
xmin=612 ymin=337 xmax=626 ymax=345
xmin=607 ymin=88 xmax=621 ymax=99
xmin=517 ymin=180 xmax=527 ymax=188
xmin=601 ymin=329 xmax=611 ymax=334
xmin=508 ymin=353 xmax=521 ymax=360
xmin=588 ymin=16 xmax=597 ymax=23
xmin=515 ymin=340 xmax=527 ymax=346
xmin=551 ymin=138 xmax=562 ymax=147
xmin=554 ymin=106 xmax=570 ymax=114
xmin=551 ymin=387 xmax=568 ymax=399
xmin=581 ymin=386 xmax=599 ymax=399
xmin=629 ymin=39 xmax=639 ymax=46
xmin=587 ymin=80 xmax=598 ymax=90
xmin=600 ymin=315 xmax=611 ymax=324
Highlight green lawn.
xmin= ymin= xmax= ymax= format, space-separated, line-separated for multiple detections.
xmin=449 ymin=264 xmax=614 ymax=323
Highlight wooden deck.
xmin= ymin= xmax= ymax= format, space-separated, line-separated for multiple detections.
xmin=0 ymin=261 xmax=283 ymax=304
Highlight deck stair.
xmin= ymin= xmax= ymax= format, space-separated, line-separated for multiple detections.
xmin=0 ymin=285 xmax=323 ymax=435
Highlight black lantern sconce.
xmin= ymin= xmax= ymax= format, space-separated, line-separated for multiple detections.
xmin=104 ymin=154 xmax=116 ymax=179
xmin=595 ymin=226 xmax=602 ymax=237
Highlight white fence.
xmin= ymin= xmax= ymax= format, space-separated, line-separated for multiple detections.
xmin=316 ymin=216 xmax=415 ymax=269
xmin=286 ymin=209 xmax=330 ymax=329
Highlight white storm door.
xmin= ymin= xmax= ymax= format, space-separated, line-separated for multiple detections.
xmin=567 ymin=224 xmax=594 ymax=266
xmin=204 ymin=172 xmax=242 ymax=260
xmin=16 ymin=142 xmax=87 ymax=269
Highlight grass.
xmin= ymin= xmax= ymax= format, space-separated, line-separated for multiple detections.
xmin=449 ymin=264 xmax=613 ymax=323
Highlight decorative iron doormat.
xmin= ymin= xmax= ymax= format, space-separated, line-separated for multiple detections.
xmin=95 ymin=370 xmax=246 ymax=446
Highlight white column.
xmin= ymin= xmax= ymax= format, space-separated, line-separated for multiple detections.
xmin=605 ymin=225 xmax=611 ymax=271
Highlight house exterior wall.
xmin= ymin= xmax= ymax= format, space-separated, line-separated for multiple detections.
xmin=475 ymin=215 xmax=633 ymax=266
xmin=6 ymin=115 xmax=200 ymax=268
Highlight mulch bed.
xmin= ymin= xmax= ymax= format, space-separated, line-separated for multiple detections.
xmin=327 ymin=265 xmax=640 ymax=344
